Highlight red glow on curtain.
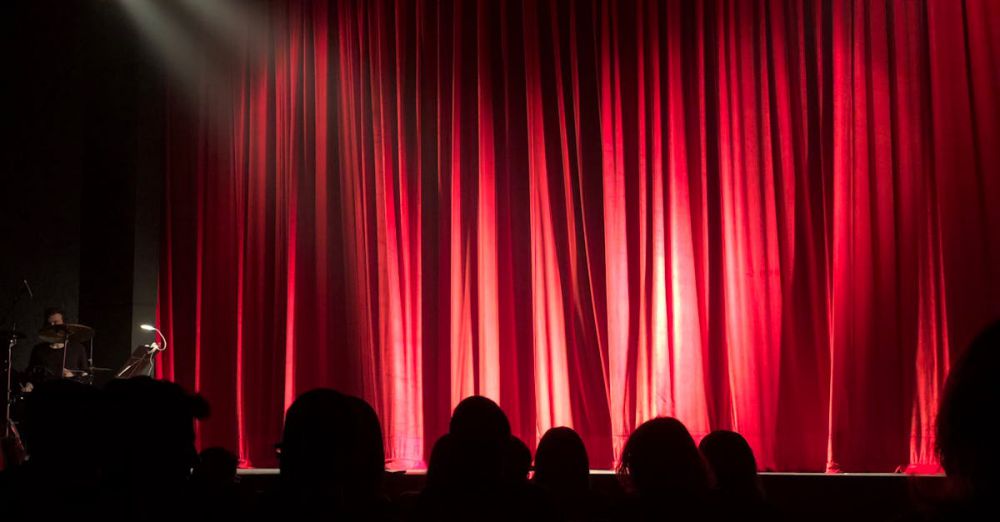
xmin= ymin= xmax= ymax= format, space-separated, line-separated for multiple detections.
xmin=158 ymin=0 xmax=1000 ymax=471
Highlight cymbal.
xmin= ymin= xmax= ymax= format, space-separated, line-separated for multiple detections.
xmin=38 ymin=323 xmax=95 ymax=344
xmin=1 ymin=330 xmax=26 ymax=340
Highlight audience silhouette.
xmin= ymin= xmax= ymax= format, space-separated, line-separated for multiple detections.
xmin=415 ymin=395 xmax=552 ymax=521
xmin=699 ymin=430 xmax=778 ymax=519
xmin=4 ymin=318 xmax=998 ymax=522
xmin=534 ymin=426 xmax=612 ymax=521
xmin=507 ymin=435 xmax=533 ymax=483
xmin=100 ymin=376 xmax=208 ymax=520
xmin=0 ymin=379 xmax=104 ymax=520
xmin=618 ymin=417 xmax=715 ymax=520
xmin=190 ymin=446 xmax=249 ymax=519
xmin=929 ymin=320 xmax=1000 ymax=520
xmin=270 ymin=387 xmax=394 ymax=520
xmin=193 ymin=446 xmax=239 ymax=487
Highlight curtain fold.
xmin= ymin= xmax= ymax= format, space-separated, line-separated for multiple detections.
xmin=158 ymin=0 xmax=1000 ymax=471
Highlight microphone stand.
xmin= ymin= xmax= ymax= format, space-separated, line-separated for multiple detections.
xmin=87 ymin=337 xmax=95 ymax=386
xmin=60 ymin=327 xmax=70 ymax=382
xmin=3 ymin=319 xmax=17 ymax=439
xmin=2 ymin=323 xmax=26 ymax=467
xmin=2 ymin=288 xmax=25 ymax=438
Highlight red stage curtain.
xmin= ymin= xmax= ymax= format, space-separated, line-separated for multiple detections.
xmin=157 ymin=0 xmax=1000 ymax=471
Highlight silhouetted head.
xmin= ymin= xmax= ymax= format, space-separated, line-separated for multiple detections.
xmin=505 ymin=436 xmax=532 ymax=482
xmin=426 ymin=433 xmax=459 ymax=489
xmin=279 ymin=388 xmax=385 ymax=502
xmin=193 ymin=447 xmax=239 ymax=486
xmin=618 ymin=417 xmax=711 ymax=503
xmin=699 ymin=430 xmax=763 ymax=502
xmin=534 ymin=427 xmax=589 ymax=495
xmin=102 ymin=377 xmax=208 ymax=488
xmin=345 ymin=394 xmax=386 ymax=494
xmin=425 ymin=396 xmax=512 ymax=491
xmin=449 ymin=396 xmax=511 ymax=443
xmin=937 ymin=320 xmax=1000 ymax=498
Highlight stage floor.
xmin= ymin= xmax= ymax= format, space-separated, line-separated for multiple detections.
xmin=238 ymin=468 xmax=944 ymax=476
xmin=236 ymin=469 xmax=947 ymax=521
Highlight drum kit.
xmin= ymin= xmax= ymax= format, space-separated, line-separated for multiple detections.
xmin=36 ymin=323 xmax=113 ymax=381
xmin=2 ymin=322 xmax=115 ymax=436
xmin=1 ymin=278 xmax=167 ymax=449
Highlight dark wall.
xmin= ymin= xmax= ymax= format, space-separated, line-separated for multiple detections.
xmin=1 ymin=0 xmax=162 ymax=377
xmin=77 ymin=0 xmax=164 ymax=380
xmin=2 ymin=1 xmax=86 ymax=370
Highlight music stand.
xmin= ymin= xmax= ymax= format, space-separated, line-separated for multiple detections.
xmin=115 ymin=345 xmax=157 ymax=379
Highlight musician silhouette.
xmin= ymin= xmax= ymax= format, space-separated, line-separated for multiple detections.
xmin=23 ymin=307 xmax=87 ymax=390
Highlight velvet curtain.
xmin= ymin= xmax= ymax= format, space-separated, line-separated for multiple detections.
xmin=157 ymin=0 xmax=1000 ymax=471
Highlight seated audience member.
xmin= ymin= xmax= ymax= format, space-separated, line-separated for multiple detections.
xmin=193 ymin=446 xmax=239 ymax=486
xmin=423 ymin=433 xmax=460 ymax=491
xmin=446 ymin=396 xmax=512 ymax=493
xmin=929 ymin=320 xmax=1000 ymax=520
xmin=617 ymin=417 xmax=715 ymax=520
xmin=415 ymin=396 xmax=552 ymax=521
xmin=449 ymin=395 xmax=512 ymax=442
xmin=0 ymin=380 xmax=104 ymax=521
xmin=534 ymin=426 xmax=610 ymax=521
xmin=699 ymin=430 xmax=778 ymax=519
xmin=190 ymin=447 xmax=248 ymax=518
xmin=272 ymin=388 xmax=394 ymax=520
xmin=507 ymin=435 xmax=533 ymax=483
xmin=99 ymin=376 xmax=209 ymax=520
